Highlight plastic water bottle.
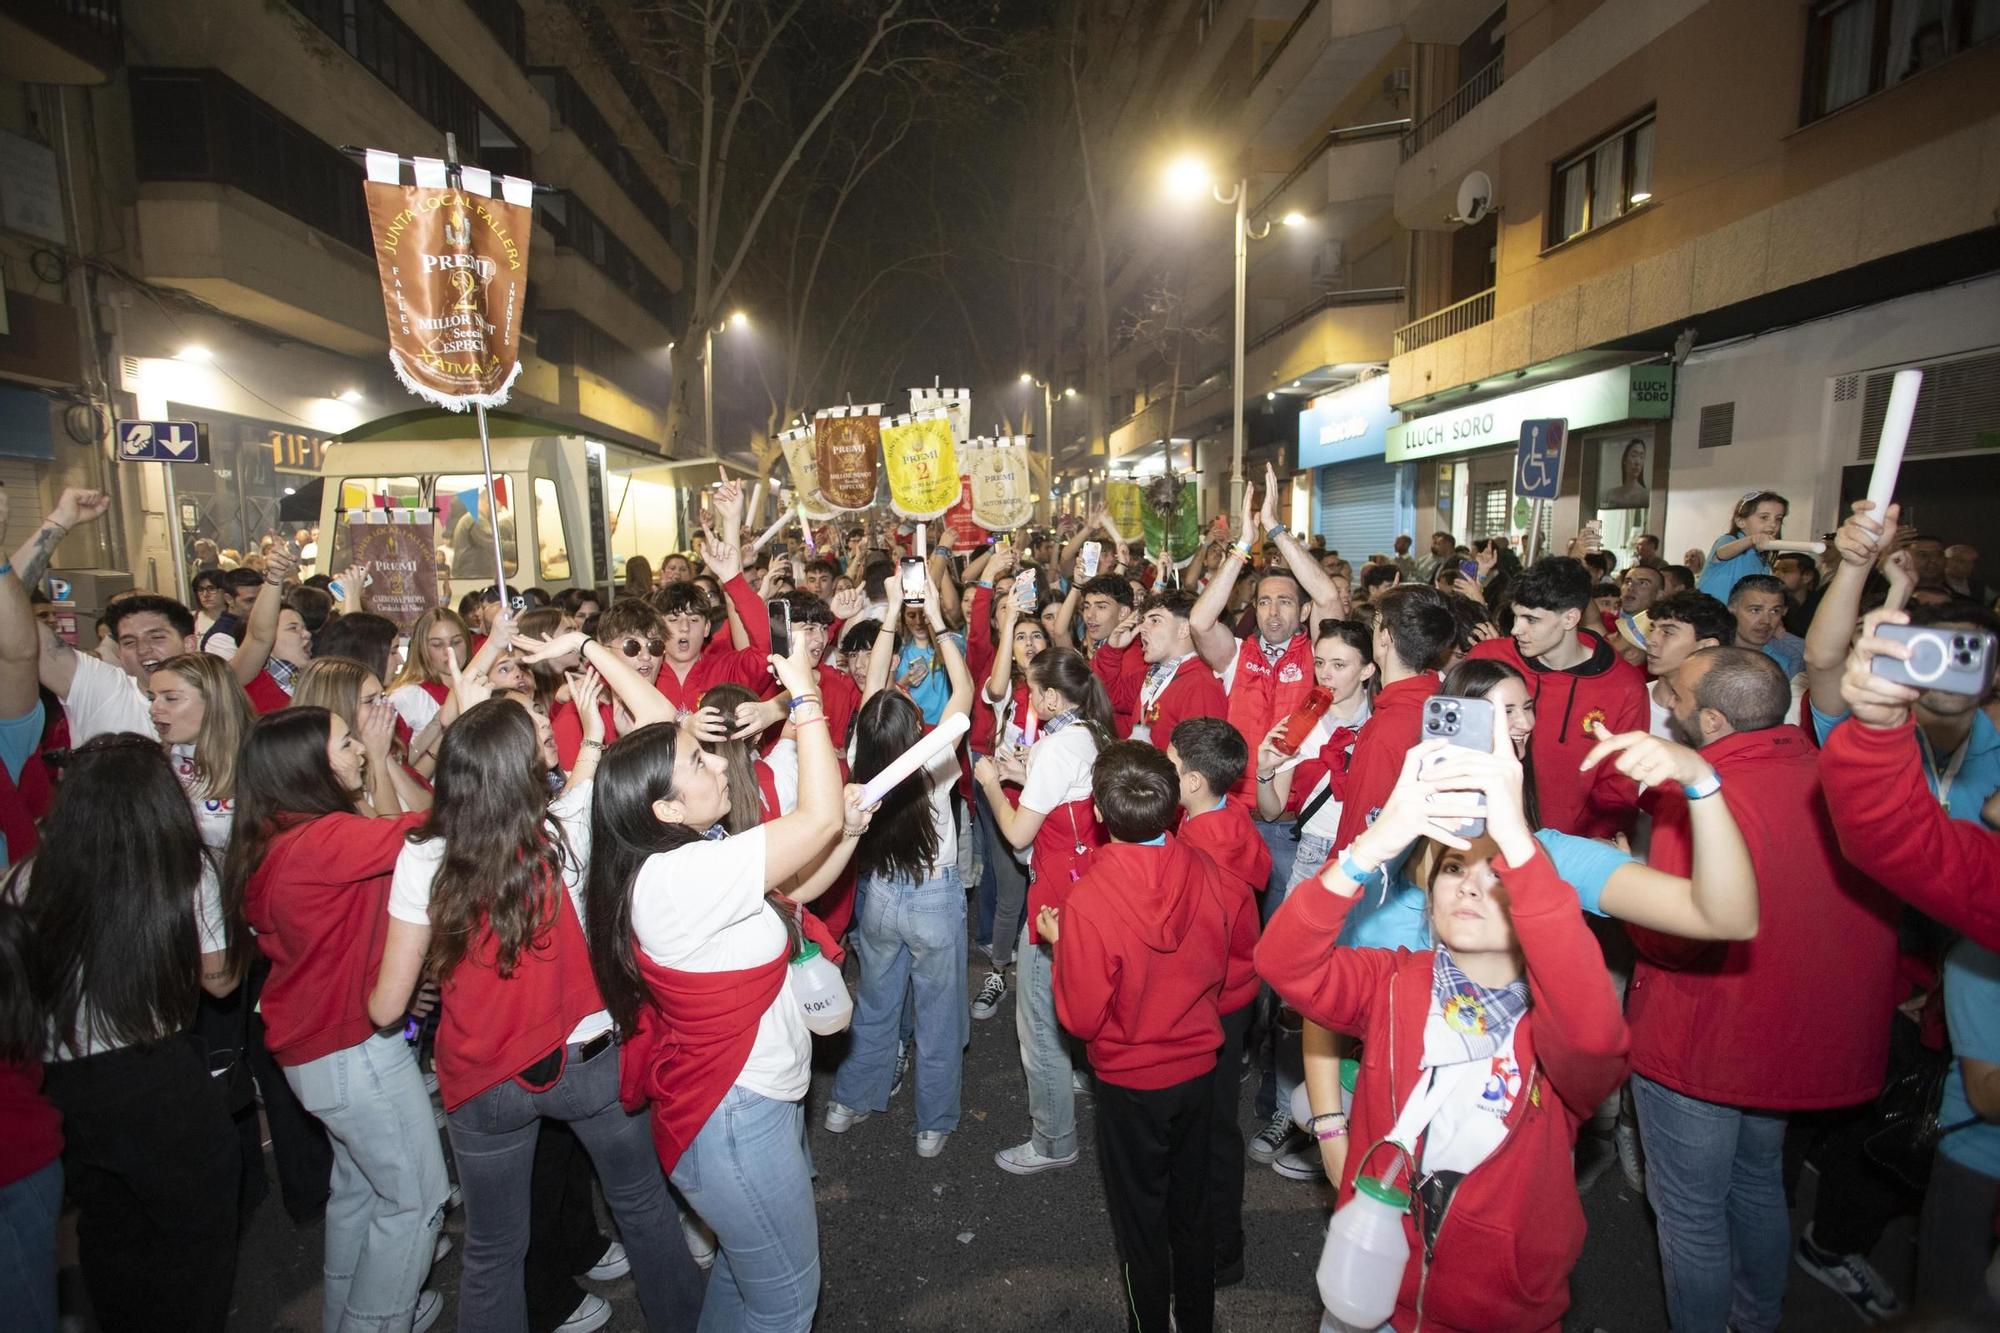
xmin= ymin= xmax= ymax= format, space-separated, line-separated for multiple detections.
xmin=1317 ymin=1175 xmax=1411 ymax=1330
xmin=790 ymin=942 xmax=853 ymax=1035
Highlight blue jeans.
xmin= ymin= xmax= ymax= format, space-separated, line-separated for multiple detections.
xmin=671 ymin=1086 xmax=819 ymax=1333
xmin=0 ymin=1159 xmax=61 ymax=1333
xmin=445 ymin=1037 xmax=704 ymax=1332
xmin=1015 ymin=922 xmax=1077 ymax=1157
xmin=832 ymin=869 xmax=968 ymax=1134
xmin=1632 ymin=1072 xmax=1791 ymax=1333
xmin=974 ymin=783 xmax=1029 ymax=968
xmin=286 ymin=1031 xmax=451 ymax=1333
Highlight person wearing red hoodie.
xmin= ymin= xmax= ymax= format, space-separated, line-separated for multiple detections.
xmin=1255 ymin=732 xmax=1629 ymax=1333
xmin=1330 ymin=583 xmax=1457 ymax=856
xmin=1101 ymin=589 xmax=1229 ymax=748
xmin=1628 ymin=646 xmax=1901 ymax=1333
xmin=1167 ymin=718 xmax=1270 ymax=1291
xmin=1468 ymin=556 xmax=1647 ymax=838
xmin=1041 ymin=741 xmax=1231 ymax=1333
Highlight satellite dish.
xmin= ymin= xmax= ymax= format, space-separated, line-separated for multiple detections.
xmin=1454 ymin=171 xmax=1495 ymax=224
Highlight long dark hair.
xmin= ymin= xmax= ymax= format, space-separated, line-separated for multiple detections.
xmin=698 ymin=682 xmax=766 ymax=834
xmin=220 ymin=707 xmax=362 ymax=974
xmin=586 ymin=725 xmax=741 ymax=1033
xmin=316 ymin=612 xmax=400 ymax=682
xmin=851 ymin=690 xmax=940 ymax=884
xmin=415 ymin=699 xmax=566 ymax=981
xmin=1439 ymin=658 xmax=1542 ymax=830
xmin=17 ymin=735 xmax=210 ymax=1057
xmin=0 ymin=902 xmax=37 ymax=1063
xmin=1026 ymin=646 xmax=1115 ymax=750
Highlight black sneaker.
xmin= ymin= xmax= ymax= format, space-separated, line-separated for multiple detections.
xmin=1794 ymin=1223 xmax=1903 ymax=1324
xmin=971 ymin=971 xmax=1007 ymax=1021
xmin=1247 ymin=1105 xmax=1293 ymax=1164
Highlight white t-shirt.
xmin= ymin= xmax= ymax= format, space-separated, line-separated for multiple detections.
xmin=387 ymin=682 xmax=445 ymax=737
xmin=62 ymin=650 xmax=154 ymax=746
xmin=1648 ymin=684 xmax=1674 ymax=741
xmin=1274 ymin=697 xmax=1372 ymax=839
xmin=202 ymin=633 xmax=239 ymax=662
xmin=763 ymin=738 xmax=800 ymax=817
xmin=630 ymin=826 xmax=809 ymax=1102
xmin=1019 ymin=724 xmax=1096 ymax=870
xmin=388 ymin=783 xmax=610 ymax=1045
xmin=170 ymin=744 xmax=236 ymax=851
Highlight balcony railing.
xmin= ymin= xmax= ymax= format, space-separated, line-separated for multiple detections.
xmin=1248 ymin=286 xmax=1405 ymax=354
xmin=1392 ymin=287 xmax=1494 ymax=356
xmin=1253 ymin=0 xmax=1323 ymax=85
xmin=1401 ymin=56 xmax=1503 ymax=160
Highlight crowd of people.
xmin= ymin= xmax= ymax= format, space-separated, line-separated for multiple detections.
xmin=0 ymin=468 xmax=1995 ymax=1333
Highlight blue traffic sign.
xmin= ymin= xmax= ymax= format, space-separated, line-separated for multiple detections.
xmin=1514 ymin=417 xmax=1565 ymax=500
xmin=117 ymin=419 xmax=207 ymax=464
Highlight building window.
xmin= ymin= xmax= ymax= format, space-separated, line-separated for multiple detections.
xmin=1805 ymin=0 xmax=2000 ymax=120
xmin=1468 ymin=481 xmax=1510 ymax=541
xmin=1548 ymin=113 xmax=1654 ymax=246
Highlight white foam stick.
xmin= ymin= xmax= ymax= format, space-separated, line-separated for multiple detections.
xmin=916 ymin=523 xmax=928 ymax=560
xmin=1755 ymin=540 xmax=1827 ymax=555
xmin=858 ymin=712 xmax=970 ymax=807
xmin=750 ymin=508 xmax=792 ymax=553
xmin=1866 ymin=369 xmax=1922 ymax=513
xmin=748 ymin=481 xmax=766 ymax=528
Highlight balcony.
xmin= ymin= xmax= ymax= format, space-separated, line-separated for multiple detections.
xmin=1241 ymin=0 xmax=1406 ymax=151
xmin=1392 ymin=287 xmax=1492 ymax=355
xmin=0 ymin=0 xmax=123 ymax=84
xmin=1401 ymin=55 xmax=1500 ymax=159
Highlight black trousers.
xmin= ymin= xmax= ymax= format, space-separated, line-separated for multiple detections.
xmin=524 ymin=1118 xmax=612 ymax=1332
xmin=196 ymin=959 xmax=334 ymax=1225
xmin=1208 ymin=1004 xmax=1254 ymax=1271
xmin=40 ymin=1035 xmax=241 ymax=1333
xmin=1096 ymin=1068 xmax=1217 ymax=1333
xmin=1793 ymin=1010 xmax=1927 ymax=1254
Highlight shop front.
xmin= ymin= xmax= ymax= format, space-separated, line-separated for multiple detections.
xmin=1295 ymin=376 xmax=1412 ymax=561
xmin=1387 ymin=362 xmax=1674 ymax=564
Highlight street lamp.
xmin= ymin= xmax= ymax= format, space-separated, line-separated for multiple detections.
xmin=1162 ymin=154 xmax=1271 ymax=517
xmin=704 ymin=310 xmax=750 ymax=458
xmin=1021 ymin=373 xmax=1061 ymax=523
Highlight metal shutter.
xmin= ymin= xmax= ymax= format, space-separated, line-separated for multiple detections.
xmin=1314 ymin=458 xmax=1405 ymax=561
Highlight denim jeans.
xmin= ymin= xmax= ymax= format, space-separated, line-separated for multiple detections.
xmin=832 ymin=869 xmax=968 ymax=1134
xmin=0 ymin=1158 xmax=61 ymax=1333
xmin=1015 ymin=922 xmax=1077 ymax=1158
xmin=1251 ymin=824 xmax=1326 ymax=1119
xmin=445 ymin=1038 xmax=704 ymax=1332
xmin=975 ymin=783 xmax=1029 ymax=969
xmin=286 ymin=1030 xmax=451 ymax=1333
xmin=1632 ymin=1072 xmax=1791 ymax=1333
xmin=671 ymin=1085 xmax=819 ymax=1333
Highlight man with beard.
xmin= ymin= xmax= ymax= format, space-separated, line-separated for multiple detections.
xmin=1097 ymin=589 xmax=1226 ymax=748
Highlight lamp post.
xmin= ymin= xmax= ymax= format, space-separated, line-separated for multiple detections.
xmin=703 ymin=309 xmax=749 ymax=459
xmin=1021 ymin=373 xmax=1076 ymax=523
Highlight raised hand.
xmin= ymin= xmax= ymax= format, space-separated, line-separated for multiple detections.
xmin=569 ymin=669 xmax=606 ymax=743
xmin=1833 ymin=500 xmax=1898 ymax=570
xmin=1261 ymin=463 xmax=1281 ymax=534
xmin=1108 ymin=608 xmax=1141 ymax=650
xmin=683 ymin=705 xmax=730 ymax=745
xmin=445 ymin=651 xmax=492 ymax=713
xmin=263 ymin=549 xmax=300 ymax=586
xmin=769 ymin=630 xmax=819 ymax=700
xmin=1580 ymin=723 xmax=1713 ymax=793
xmin=516 ymin=630 xmax=589 ymax=663
xmin=50 ymin=488 xmax=111 ymax=530
xmin=357 ymin=695 xmax=398 ymax=758
xmin=1841 ymin=607 xmax=1921 ymax=729
xmin=829 ymin=586 xmax=867 ymax=621
xmin=730 ymin=696 xmax=787 ymax=740
xmin=1257 ymin=718 xmax=1291 ymax=781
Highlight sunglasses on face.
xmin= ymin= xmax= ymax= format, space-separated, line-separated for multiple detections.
xmin=619 ymin=637 xmax=667 ymax=658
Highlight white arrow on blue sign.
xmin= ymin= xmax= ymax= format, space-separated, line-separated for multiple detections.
xmin=116 ymin=419 xmax=207 ymax=464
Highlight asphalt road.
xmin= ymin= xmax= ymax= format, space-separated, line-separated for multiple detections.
xmin=182 ymin=969 xmax=1900 ymax=1332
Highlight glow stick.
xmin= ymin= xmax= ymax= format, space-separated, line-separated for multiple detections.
xmin=797 ymin=505 xmax=815 ymax=554
xmin=858 ymin=712 xmax=970 ymax=806
xmin=749 ymin=509 xmax=792 ymax=553
xmin=1865 ymin=369 xmax=1922 ymax=514
xmin=1755 ymin=540 xmax=1826 ymax=555
xmin=916 ymin=523 xmax=928 ymax=560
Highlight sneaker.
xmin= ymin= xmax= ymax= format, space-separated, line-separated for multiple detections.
xmin=1272 ymin=1142 xmax=1324 ymax=1182
xmin=412 ymin=1289 xmax=445 ymax=1333
xmin=1215 ymin=1252 xmax=1245 ymax=1288
xmin=916 ymin=1130 xmax=950 ymax=1158
xmin=824 ymin=1102 xmax=870 ymax=1133
xmin=1574 ymin=1128 xmax=1618 ymax=1195
xmin=1616 ymin=1117 xmax=1646 ymax=1195
xmin=584 ymin=1241 xmax=630 ymax=1281
xmin=1247 ymin=1105 xmax=1294 ymax=1164
xmin=1071 ymin=1069 xmax=1092 ymax=1095
xmin=556 ymin=1293 xmax=612 ymax=1333
xmin=889 ymin=1041 xmax=911 ymax=1097
xmin=995 ymin=1140 xmax=1079 ymax=1175
xmin=680 ymin=1213 xmax=717 ymax=1270
xmin=971 ymin=971 xmax=1007 ymax=1020
xmin=431 ymin=1234 xmax=453 ymax=1265
xmin=1795 ymin=1224 xmax=1903 ymax=1323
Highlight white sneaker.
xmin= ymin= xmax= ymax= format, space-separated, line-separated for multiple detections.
xmin=994 ymin=1140 xmax=1079 ymax=1175
xmin=431 ymin=1234 xmax=453 ymax=1264
xmin=583 ymin=1241 xmax=629 ymax=1281
xmin=824 ymin=1102 xmax=870 ymax=1133
xmin=916 ymin=1130 xmax=950 ymax=1158
xmin=412 ymin=1289 xmax=444 ymax=1333
xmin=556 ymin=1293 xmax=612 ymax=1333
xmin=680 ymin=1212 xmax=717 ymax=1270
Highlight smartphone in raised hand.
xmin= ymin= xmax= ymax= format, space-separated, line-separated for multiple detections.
xmin=767 ymin=598 xmax=793 ymax=658
xmin=898 ymin=556 xmax=927 ymax=601
xmin=1418 ymin=694 xmax=1495 ymax=838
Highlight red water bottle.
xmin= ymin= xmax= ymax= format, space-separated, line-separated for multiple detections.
xmin=1271 ymin=686 xmax=1333 ymax=756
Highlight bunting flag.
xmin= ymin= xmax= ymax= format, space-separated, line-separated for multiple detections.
xmin=361 ymin=150 xmax=533 ymax=410
xmin=881 ymin=408 xmax=961 ymax=519
xmin=813 ymin=405 xmax=882 ymax=512
xmin=966 ymin=434 xmax=1035 ymax=532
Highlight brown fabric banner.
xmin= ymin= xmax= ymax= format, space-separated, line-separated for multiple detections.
xmin=345 ymin=517 xmax=440 ymax=633
xmin=814 ymin=407 xmax=882 ymax=512
xmin=363 ymin=165 xmax=532 ymax=410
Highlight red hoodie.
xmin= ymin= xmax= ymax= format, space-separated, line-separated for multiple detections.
xmin=1107 ymin=652 xmax=1227 ymax=749
xmin=654 ymin=573 xmax=773 ymax=712
xmin=1626 ymin=725 xmax=1901 ymax=1110
xmin=1091 ymin=640 xmax=1142 ymax=736
xmin=1256 ymin=850 xmax=1629 ymax=1333
xmin=1333 ymin=674 xmax=1439 ymax=853
xmin=1051 ymin=837 xmax=1230 ymax=1090
xmin=1178 ymin=801 xmax=1271 ymax=1015
xmin=1822 ymin=717 xmax=2000 ymax=950
xmin=1467 ymin=630 xmax=1647 ymax=838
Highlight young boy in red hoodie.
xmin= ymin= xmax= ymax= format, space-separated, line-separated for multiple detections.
xmin=1167 ymin=718 xmax=1271 ymax=1289
xmin=1040 ymin=741 xmax=1231 ymax=1333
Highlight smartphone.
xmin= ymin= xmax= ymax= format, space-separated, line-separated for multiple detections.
xmin=767 ymin=598 xmax=793 ymax=658
xmin=1013 ymin=567 xmax=1038 ymax=612
xmin=898 ymin=556 xmax=926 ymax=601
xmin=1871 ymin=623 xmax=1996 ymax=696
xmin=1079 ymin=541 xmax=1102 ymax=580
xmin=1419 ymin=694 xmax=1495 ymax=837
xmin=1457 ymin=559 xmax=1478 ymax=581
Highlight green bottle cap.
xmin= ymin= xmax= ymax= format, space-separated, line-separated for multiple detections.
xmin=791 ymin=941 xmax=821 ymax=964
xmin=1354 ymin=1176 xmax=1411 ymax=1210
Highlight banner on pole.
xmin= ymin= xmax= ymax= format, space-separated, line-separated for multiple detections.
xmin=909 ymin=387 xmax=971 ymax=447
xmin=813 ymin=405 xmax=882 ymax=512
xmin=941 ymin=476 xmax=984 ymax=547
xmin=1105 ymin=481 xmax=1147 ymax=546
xmin=777 ymin=425 xmax=836 ymax=518
xmin=345 ymin=515 xmax=439 ymax=633
xmin=1140 ymin=479 xmax=1202 ymax=566
xmin=882 ymin=409 xmax=961 ymax=519
xmin=361 ymin=150 xmax=533 ymax=411
xmin=966 ymin=435 xmax=1034 ymax=532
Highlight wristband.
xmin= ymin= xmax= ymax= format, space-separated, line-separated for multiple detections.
xmin=1314 ymin=1121 xmax=1350 ymax=1142
xmin=1230 ymin=541 xmax=1253 ymax=560
xmin=1337 ymin=849 xmax=1385 ymax=888
xmin=786 ymin=693 xmax=823 ymax=712
xmin=578 ymin=739 xmax=604 ymax=752
xmin=1256 ymin=772 xmax=1275 ymax=785
xmin=1265 ymin=522 xmax=1285 ymax=542
xmin=794 ymin=714 xmax=828 ymax=728
xmin=1681 ymin=770 xmax=1722 ymax=801
xmin=0 ymin=562 xmax=12 ymax=577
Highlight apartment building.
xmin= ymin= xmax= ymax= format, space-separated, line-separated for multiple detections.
xmin=0 ymin=0 xmax=697 ymax=597
xmin=1388 ymin=0 xmax=2000 ymax=566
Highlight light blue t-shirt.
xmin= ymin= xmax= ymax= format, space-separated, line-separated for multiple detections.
xmin=1939 ymin=938 xmax=2000 ymax=1179
xmin=0 ymin=702 xmax=47 ymax=867
xmin=1810 ymin=703 xmax=2000 ymax=826
xmin=1758 ymin=631 xmax=1806 ymax=680
xmin=1696 ymin=534 xmax=1768 ymax=604
xmin=893 ymin=631 xmax=966 ymax=726
xmin=1331 ymin=827 xmax=1634 ymax=951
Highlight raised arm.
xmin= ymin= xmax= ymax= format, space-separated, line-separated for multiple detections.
xmin=926 ymin=577 xmax=973 ymax=725
xmin=759 ymin=640 xmax=845 ymax=888
xmin=1189 ymin=486 xmax=1252 ymax=671
xmin=986 ymin=597 xmax=1021 ymax=703
xmin=1261 ymin=463 xmax=1347 ymax=622
xmin=232 ymin=550 xmax=297 ymax=685
xmin=12 ymin=487 xmax=108 ymax=593
xmin=1806 ymin=501 xmax=1896 ymax=717
xmin=863 ymin=573 xmax=905 ymax=702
